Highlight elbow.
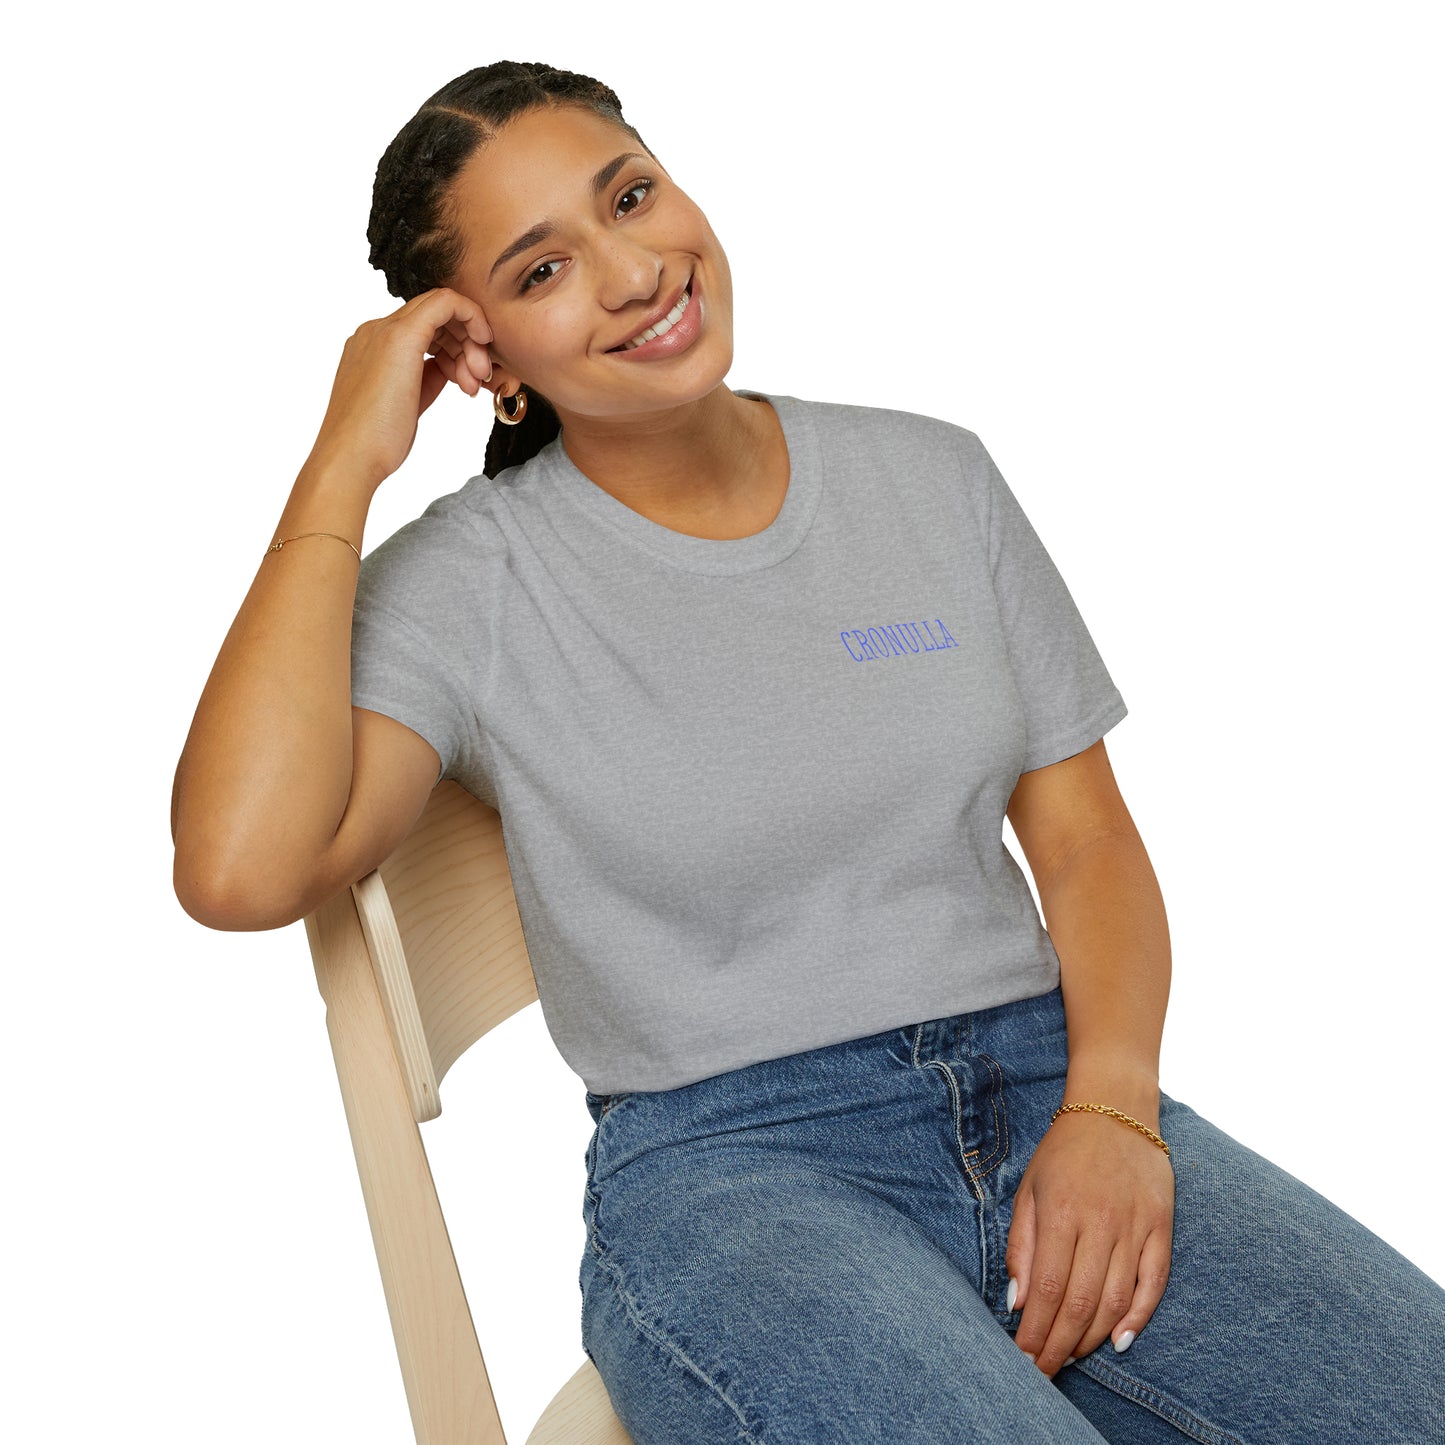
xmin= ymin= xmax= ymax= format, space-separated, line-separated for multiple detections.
xmin=172 ymin=845 xmax=315 ymax=933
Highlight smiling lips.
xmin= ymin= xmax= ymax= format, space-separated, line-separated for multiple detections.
xmin=607 ymin=279 xmax=701 ymax=360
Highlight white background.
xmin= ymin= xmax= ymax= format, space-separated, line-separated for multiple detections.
xmin=6 ymin=2 xmax=1441 ymax=1440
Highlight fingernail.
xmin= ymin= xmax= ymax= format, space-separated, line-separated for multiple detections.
xmin=1064 ymin=1357 xmax=1077 ymax=1367
xmin=1006 ymin=1277 xmax=1018 ymax=1312
xmin=1022 ymin=1352 xmax=1036 ymax=1364
xmin=1113 ymin=1330 xmax=1136 ymax=1354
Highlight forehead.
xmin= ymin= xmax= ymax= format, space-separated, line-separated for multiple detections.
xmin=448 ymin=105 xmax=646 ymax=256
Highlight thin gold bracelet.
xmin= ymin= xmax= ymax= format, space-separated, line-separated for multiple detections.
xmin=266 ymin=532 xmax=361 ymax=563
xmin=1052 ymin=1102 xmax=1170 ymax=1158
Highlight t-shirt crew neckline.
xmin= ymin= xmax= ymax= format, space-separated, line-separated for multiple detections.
xmin=541 ymin=391 xmax=821 ymax=577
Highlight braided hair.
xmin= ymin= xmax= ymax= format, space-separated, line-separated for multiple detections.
xmin=367 ymin=61 xmax=647 ymax=478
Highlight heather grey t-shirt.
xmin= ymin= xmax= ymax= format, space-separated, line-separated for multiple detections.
xmin=351 ymin=394 xmax=1127 ymax=1093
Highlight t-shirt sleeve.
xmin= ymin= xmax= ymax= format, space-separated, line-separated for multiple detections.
xmin=349 ymin=538 xmax=478 ymax=786
xmin=976 ymin=435 xmax=1128 ymax=773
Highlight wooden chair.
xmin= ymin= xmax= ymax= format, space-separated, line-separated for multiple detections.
xmin=303 ymin=780 xmax=632 ymax=1444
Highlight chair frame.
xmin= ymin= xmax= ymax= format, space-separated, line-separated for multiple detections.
xmin=304 ymin=781 xmax=630 ymax=1444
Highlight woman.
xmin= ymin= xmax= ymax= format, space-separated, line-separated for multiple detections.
xmin=172 ymin=61 xmax=1444 ymax=1441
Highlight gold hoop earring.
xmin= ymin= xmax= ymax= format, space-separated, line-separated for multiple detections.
xmin=493 ymin=388 xmax=527 ymax=426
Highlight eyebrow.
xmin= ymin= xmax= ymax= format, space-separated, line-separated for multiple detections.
xmin=488 ymin=152 xmax=651 ymax=281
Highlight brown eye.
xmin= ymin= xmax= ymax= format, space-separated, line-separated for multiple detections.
xmin=615 ymin=181 xmax=652 ymax=218
xmin=522 ymin=259 xmax=563 ymax=291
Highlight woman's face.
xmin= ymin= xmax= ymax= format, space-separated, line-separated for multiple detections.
xmin=445 ymin=105 xmax=735 ymax=424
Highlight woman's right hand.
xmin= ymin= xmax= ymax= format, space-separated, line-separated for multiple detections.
xmin=307 ymin=287 xmax=494 ymax=493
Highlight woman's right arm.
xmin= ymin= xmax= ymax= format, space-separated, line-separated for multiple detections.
xmin=171 ymin=289 xmax=493 ymax=931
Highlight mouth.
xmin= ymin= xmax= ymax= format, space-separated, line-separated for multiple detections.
xmin=607 ymin=281 xmax=695 ymax=354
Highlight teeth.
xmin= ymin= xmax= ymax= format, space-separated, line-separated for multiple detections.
xmin=622 ymin=286 xmax=690 ymax=350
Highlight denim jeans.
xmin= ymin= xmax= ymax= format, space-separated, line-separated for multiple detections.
xmin=578 ymin=986 xmax=1445 ymax=1442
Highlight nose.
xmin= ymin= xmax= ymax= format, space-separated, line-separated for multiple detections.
xmin=594 ymin=232 xmax=662 ymax=310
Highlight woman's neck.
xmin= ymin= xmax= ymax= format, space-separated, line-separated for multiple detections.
xmin=556 ymin=387 xmax=789 ymax=540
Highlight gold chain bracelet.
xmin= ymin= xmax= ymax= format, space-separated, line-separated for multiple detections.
xmin=266 ymin=532 xmax=361 ymax=563
xmin=1051 ymin=1103 xmax=1170 ymax=1158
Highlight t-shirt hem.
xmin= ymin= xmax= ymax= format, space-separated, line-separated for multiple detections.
xmin=351 ymin=690 xmax=452 ymax=785
xmin=1020 ymin=693 xmax=1129 ymax=775
xmin=575 ymin=962 xmax=1063 ymax=1096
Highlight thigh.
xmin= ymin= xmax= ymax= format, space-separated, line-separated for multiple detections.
xmin=1054 ymin=1099 xmax=1445 ymax=1444
xmin=582 ymin=1156 xmax=1107 ymax=1444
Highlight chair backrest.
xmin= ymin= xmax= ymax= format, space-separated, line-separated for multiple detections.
xmin=348 ymin=779 xmax=537 ymax=1122
xmin=304 ymin=781 xmax=628 ymax=1445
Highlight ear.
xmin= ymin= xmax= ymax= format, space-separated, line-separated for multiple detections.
xmin=485 ymin=362 xmax=525 ymax=404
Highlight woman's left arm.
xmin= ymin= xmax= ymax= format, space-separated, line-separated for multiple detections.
xmin=1004 ymin=737 xmax=1175 ymax=1376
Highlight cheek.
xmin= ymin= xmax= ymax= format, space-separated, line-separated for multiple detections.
xmin=688 ymin=212 xmax=731 ymax=295
xmin=680 ymin=194 xmax=724 ymax=249
xmin=497 ymin=304 xmax=586 ymax=383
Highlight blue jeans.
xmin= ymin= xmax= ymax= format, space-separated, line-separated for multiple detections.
xmin=578 ymin=987 xmax=1445 ymax=1442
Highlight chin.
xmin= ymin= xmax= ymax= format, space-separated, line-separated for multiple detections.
xmin=550 ymin=351 xmax=736 ymax=424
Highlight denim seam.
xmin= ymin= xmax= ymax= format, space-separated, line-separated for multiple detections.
xmin=584 ymin=1189 xmax=603 ymax=1255
xmin=965 ymin=1052 xmax=1010 ymax=1180
xmin=921 ymin=1060 xmax=979 ymax=1193
xmin=589 ymin=1243 xmax=767 ymax=1443
xmin=920 ymin=1054 xmax=1010 ymax=1182
xmin=1074 ymin=1355 xmax=1248 ymax=1445
xmin=971 ymin=1053 xmax=1010 ymax=1310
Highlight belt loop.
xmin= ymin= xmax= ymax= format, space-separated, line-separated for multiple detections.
xmin=910 ymin=1021 xmax=926 ymax=1066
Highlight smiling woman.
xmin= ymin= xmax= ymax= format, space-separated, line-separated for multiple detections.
xmin=365 ymin=67 xmax=769 ymax=525
xmin=171 ymin=58 xmax=1445 ymax=1445
xmin=441 ymin=107 xmax=742 ymax=463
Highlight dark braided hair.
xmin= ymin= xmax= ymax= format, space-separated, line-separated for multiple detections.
xmin=367 ymin=61 xmax=648 ymax=478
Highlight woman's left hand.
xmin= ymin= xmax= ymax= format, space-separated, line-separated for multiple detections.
xmin=1005 ymin=1111 xmax=1175 ymax=1375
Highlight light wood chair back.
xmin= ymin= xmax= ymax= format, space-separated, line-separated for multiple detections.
xmin=304 ymin=780 xmax=632 ymax=1444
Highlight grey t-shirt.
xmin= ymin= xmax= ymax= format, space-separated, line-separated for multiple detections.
xmin=351 ymin=394 xmax=1127 ymax=1093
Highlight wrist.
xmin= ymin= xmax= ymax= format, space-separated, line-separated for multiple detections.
xmin=297 ymin=441 xmax=390 ymax=505
xmin=1051 ymin=1102 xmax=1171 ymax=1159
xmin=1062 ymin=1058 xmax=1160 ymax=1132
xmin=279 ymin=456 xmax=376 ymax=547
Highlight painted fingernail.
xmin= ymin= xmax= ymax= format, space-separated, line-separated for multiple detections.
xmin=1006 ymin=1277 xmax=1019 ymax=1312
xmin=1113 ymin=1330 xmax=1136 ymax=1354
